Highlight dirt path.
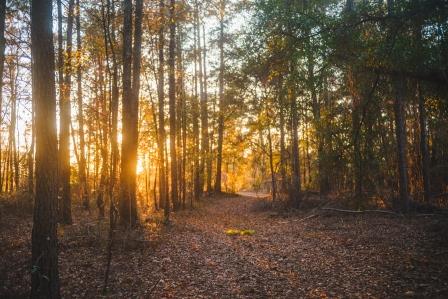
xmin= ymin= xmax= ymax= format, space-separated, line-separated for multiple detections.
xmin=138 ymin=195 xmax=447 ymax=298
xmin=1 ymin=195 xmax=447 ymax=298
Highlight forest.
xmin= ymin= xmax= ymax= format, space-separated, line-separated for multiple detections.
xmin=0 ymin=0 xmax=447 ymax=297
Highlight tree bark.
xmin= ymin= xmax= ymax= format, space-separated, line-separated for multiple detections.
xmin=192 ymin=5 xmax=200 ymax=200
xmin=393 ymin=75 xmax=410 ymax=210
xmin=278 ymin=82 xmax=287 ymax=193
xmin=267 ymin=123 xmax=276 ymax=201
xmin=202 ymin=23 xmax=212 ymax=193
xmin=76 ymin=0 xmax=89 ymax=210
xmin=418 ymin=83 xmax=431 ymax=202
xmin=176 ymin=29 xmax=187 ymax=208
xmin=157 ymin=0 xmax=168 ymax=220
xmin=168 ymin=0 xmax=179 ymax=210
xmin=214 ymin=4 xmax=225 ymax=193
xmin=289 ymin=84 xmax=301 ymax=207
xmin=30 ymin=0 xmax=60 ymax=297
xmin=0 ymin=0 xmax=6 ymax=193
xmin=119 ymin=0 xmax=139 ymax=226
xmin=60 ymin=0 xmax=75 ymax=224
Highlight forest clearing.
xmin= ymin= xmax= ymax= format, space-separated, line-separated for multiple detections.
xmin=0 ymin=0 xmax=447 ymax=297
xmin=2 ymin=194 xmax=448 ymax=298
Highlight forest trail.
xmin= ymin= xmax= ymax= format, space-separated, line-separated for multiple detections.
xmin=1 ymin=195 xmax=447 ymax=298
xmin=141 ymin=195 xmax=447 ymax=298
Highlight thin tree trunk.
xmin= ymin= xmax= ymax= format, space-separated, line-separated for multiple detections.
xmin=192 ymin=5 xmax=200 ymax=200
xmin=60 ymin=0 xmax=75 ymax=224
xmin=157 ymin=0 xmax=168 ymax=220
xmin=168 ymin=0 xmax=179 ymax=210
xmin=393 ymin=75 xmax=410 ymax=210
xmin=30 ymin=0 xmax=60 ymax=296
xmin=76 ymin=0 xmax=89 ymax=210
xmin=97 ymin=56 xmax=108 ymax=219
xmin=196 ymin=2 xmax=208 ymax=196
xmin=289 ymin=84 xmax=301 ymax=207
xmin=0 ymin=0 xmax=6 ymax=193
xmin=202 ymin=23 xmax=212 ymax=193
xmin=176 ymin=29 xmax=187 ymax=208
xmin=28 ymin=98 xmax=35 ymax=194
xmin=267 ymin=124 xmax=276 ymax=201
xmin=104 ymin=0 xmax=119 ymax=207
xmin=215 ymin=5 xmax=225 ymax=193
xmin=417 ymin=84 xmax=431 ymax=202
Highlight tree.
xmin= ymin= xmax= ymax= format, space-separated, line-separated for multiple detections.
xmin=76 ymin=0 xmax=89 ymax=210
xmin=30 ymin=0 xmax=60 ymax=297
xmin=157 ymin=0 xmax=168 ymax=219
xmin=60 ymin=0 xmax=75 ymax=224
xmin=0 ymin=0 xmax=6 ymax=193
xmin=168 ymin=0 xmax=179 ymax=210
xmin=214 ymin=0 xmax=226 ymax=193
xmin=119 ymin=0 xmax=141 ymax=226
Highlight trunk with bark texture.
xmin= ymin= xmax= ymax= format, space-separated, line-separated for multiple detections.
xmin=202 ymin=24 xmax=211 ymax=193
xmin=158 ymin=0 xmax=168 ymax=220
xmin=278 ymin=84 xmax=287 ymax=193
xmin=30 ymin=0 xmax=60 ymax=297
xmin=289 ymin=85 xmax=301 ymax=207
xmin=418 ymin=86 xmax=431 ymax=202
xmin=119 ymin=0 xmax=138 ymax=226
xmin=0 ymin=0 xmax=6 ymax=193
xmin=168 ymin=0 xmax=179 ymax=210
xmin=76 ymin=0 xmax=89 ymax=210
xmin=192 ymin=5 xmax=200 ymax=200
xmin=393 ymin=75 xmax=410 ymax=210
xmin=215 ymin=6 xmax=225 ymax=193
xmin=60 ymin=0 xmax=75 ymax=224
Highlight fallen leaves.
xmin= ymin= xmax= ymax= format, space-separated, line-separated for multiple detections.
xmin=1 ymin=196 xmax=448 ymax=298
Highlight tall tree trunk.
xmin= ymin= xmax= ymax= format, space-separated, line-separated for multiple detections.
xmin=202 ymin=23 xmax=212 ymax=193
xmin=30 ymin=0 xmax=60 ymax=297
xmin=28 ymin=99 xmax=35 ymax=194
xmin=7 ymin=60 xmax=18 ymax=192
xmin=176 ymin=28 xmax=185 ymax=207
xmin=351 ymin=81 xmax=363 ymax=204
xmin=157 ymin=0 xmax=168 ymax=220
xmin=168 ymin=0 xmax=179 ymax=210
xmin=418 ymin=90 xmax=430 ymax=202
xmin=76 ymin=0 xmax=89 ymax=210
xmin=307 ymin=55 xmax=327 ymax=194
xmin=393 ymin=75 xmax=410 ymax=210
xmin=196 ymin=2 xmax=208 ymax=196
xmin=56 ymin=0 xmax=64 ymax=215
xmin=104 ymin=0 xmax=119 ymax=208
xmin=0 ymin=0 xmax=6 ymax=193
xmin=97 ymin=56 xmax=109 ymax=219
xmin=278 ymin=84 xmax=287 ymax=193
xmin=192 ymin=5 xmax=200 ymax=200
xmin=119 ymin=0 xmax=139 ymax=226
xmin=289 ymin=83 xmax=301 ymax=207
xmin=176 ymin=29 xmax=187 ymax=208
xmin=214 ymin=5 xmax=225 ymax=193
xmin=267 ymin=123 xmax=276 ymax=201
xmin=60 ymin=0 xmax=75 ymax=224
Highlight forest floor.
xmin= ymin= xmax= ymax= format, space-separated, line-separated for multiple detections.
xmin=1 ymin=194 xmax=448 ymax=298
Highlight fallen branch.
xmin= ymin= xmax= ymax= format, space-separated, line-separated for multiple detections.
xmin=321 ymin=207 xmax=400 ymax=216
xmin=148 ymin=278 xmax=162 ymax=296
xmin=295 ymin=214 xmax=319 ymax=222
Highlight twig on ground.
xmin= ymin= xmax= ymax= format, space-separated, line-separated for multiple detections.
xmin=321 ymin=207 xmax=401 ymax=216
xmin=295 ymin=214 xmax=319 ymax=222
xmin=148 ymin=278 xmax=162 ymax=297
